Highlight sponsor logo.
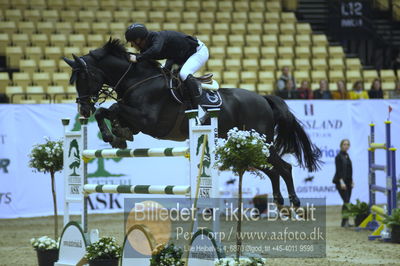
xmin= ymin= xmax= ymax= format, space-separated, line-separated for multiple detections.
xmin=302 ymin=120 xmax=343 ymax=130
xmin=296 ymin=185 xmax=337 ymax=193
xmin=320 ymin=146 xmax=340 ymax=158
xmin=304 ymin=104 xmax=314 ymax=116
xmin=0 ymin=159 xmax=10 ymax=173
xmin=206 ymin=93 xmax=219 ymax=103
xmin=0 ymin=192 xmax=12 ymax=204
xmin=87 ymin=193 xmax=122 ymax=210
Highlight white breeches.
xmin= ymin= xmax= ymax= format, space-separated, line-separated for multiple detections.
xmin=179 ymin=39 xmax=209 ymax=81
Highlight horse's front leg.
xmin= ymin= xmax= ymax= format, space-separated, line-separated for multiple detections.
xmin=94 ymin=107 xmax=114 ymax=143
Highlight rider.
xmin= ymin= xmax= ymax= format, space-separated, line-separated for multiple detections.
xmin=125 ymin=23 xmax=209 ymax=109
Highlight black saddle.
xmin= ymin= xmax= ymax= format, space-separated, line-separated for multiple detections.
xmin=167 ymin=70 xmax=222 ymax=109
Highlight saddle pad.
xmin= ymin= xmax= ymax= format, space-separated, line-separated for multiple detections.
xmin=170 ymin=89 xmax=222 ymax=108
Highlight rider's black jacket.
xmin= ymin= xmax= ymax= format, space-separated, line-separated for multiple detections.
xmin=136 ymin=31 xmax=199 ymax=65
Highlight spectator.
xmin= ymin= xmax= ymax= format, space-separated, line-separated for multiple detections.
xmin=332 ymin=139 xmax=353 ymax=227
xmin=388 ymin=80 xmax=400 ymax=99
xmin=348 ymin=80 xmax=369 ymax=99
xmin=276 ymin=79 xmax=298 ymax=99
xmin=332 ymin=80 xmax=349 ymax=100
xmin=276 ymin=66 xmax=296 ymax=91
xmin=313 ymin=79 xmax=332 ymax=99
xmin=296 ymin=80 xmax=313 ymax=99
xmin=368 ymin=78 xmax=383 ymax=99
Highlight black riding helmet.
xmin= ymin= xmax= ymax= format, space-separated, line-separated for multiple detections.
xmin=125 ymin=23 xmax=148 ymax=42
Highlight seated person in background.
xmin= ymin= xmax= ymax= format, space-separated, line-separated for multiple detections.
xmin=348 ymin=80 xmax=369 ymax=99
xmin=276 ymin=79 xmax=298 ymax=99
xmin=276 ymin=66 xmax=296 ymax=91
xmin=296 ymin=80 xmax=313 ymax=99
xmin=332 ymin=80 xmax=349 ymax=100
xmin=368 ymin=78 xmax=383 ymax=99
xmin=313 ymin=79 xmax=332 ymax=99
xmin=388 ymin=80 xmax=400 ymax=99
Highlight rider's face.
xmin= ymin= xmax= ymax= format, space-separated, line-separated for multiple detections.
xmin=130 ymin=39 xmax=145 ymax=51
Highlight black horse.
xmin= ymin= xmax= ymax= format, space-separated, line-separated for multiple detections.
xmin=64 ymin=39 xmax=321 ymax=207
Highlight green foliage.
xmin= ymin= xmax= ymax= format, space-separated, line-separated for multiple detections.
xmin=30 ymin=236 xmax=58 ymax=251
xmin=342 ymin=199 xmax=370 ymax=218
xmin=150 ymin=243 xmax=184 ymax=266
xmin=215 ymin=128 xmax=273 ymax=176
xmin=85 ymin=237 xmax=122 ymax=261
xmin=383 ymin=208 xmax=400 ymax=228
xmin=28 ymin=138 xmax=63 ymax=174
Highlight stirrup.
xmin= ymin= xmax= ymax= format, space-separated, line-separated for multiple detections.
xmin=199 ymin=111 xmax=210 ymax=125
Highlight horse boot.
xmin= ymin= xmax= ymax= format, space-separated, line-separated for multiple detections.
xmin=184 ymin=74 xmax=202 ymax=110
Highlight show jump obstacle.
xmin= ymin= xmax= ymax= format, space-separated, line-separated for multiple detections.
xmin=358 ymin=121 xmax=397 ymax=241
xmin=55 ymin=109 xmax=221 ymax=266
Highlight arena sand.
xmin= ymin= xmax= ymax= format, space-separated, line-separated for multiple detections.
xmin=0 ymin=206 xmax=399 ymax=266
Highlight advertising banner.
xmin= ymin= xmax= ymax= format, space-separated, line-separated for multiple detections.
xmin=0 ymin=100 xmax=399 ymax=218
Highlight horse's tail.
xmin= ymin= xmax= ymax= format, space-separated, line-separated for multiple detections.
xmin=264 ymin=95 xmax=322 ymax=172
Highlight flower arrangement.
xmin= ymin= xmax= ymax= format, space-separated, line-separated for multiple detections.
xmin=28 ymin=137 xmax=63 ymax=174
xmin=150 ymin=243 xmax=184 ymax=266
xmin=214 ymin=257 xmax=267 ymax=265
xmin=30 ymin=236 xmax=59 ymax=251
xmin=28 ymin=137 xmax=63 ymax=240
xmin=215 ymin=127 xmax=272 ymax=175
xmin=85 ymin=237 xmax=122 ymax=262
xmin=215 ymin=128 xmax=273 ymax=260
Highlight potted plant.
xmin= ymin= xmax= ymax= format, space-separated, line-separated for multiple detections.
xmin=215 ymin=257 xmax=267 ymax=265
xmin=383 ymin=208 xmax=400 ymax=243
xmin=28 ymin=137 xmax=63 ymax=239
xmin=215 ymin=127 xmax=272 ymax=260
xmin=85 ymin=237 xmax=122 ymax=266
xmin=343 ymin=199 xmax=370 ymax=226
xmin=31 ymin=236 xmax=59 ymax=266
xmin=150 ymin=243 xmax=184 ymax=266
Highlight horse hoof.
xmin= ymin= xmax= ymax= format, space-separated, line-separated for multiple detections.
xmin=111 ymin=138 xmax=127 ymax=149
xmin=273 ymin=194 xmax=284 ymax=206
xmin=289 ymin=195 xmax=301 ymax=208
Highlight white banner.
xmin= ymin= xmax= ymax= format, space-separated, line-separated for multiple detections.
xmin=0 ymin=100 xmax=399 ymax=218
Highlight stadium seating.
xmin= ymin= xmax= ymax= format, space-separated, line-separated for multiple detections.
xmin=1 ymin=0 xmax=399 ymax=103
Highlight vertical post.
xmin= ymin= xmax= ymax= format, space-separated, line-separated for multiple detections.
xmin=208 ymin=108 xmax=219 ymax=204
xmin=62 ymin=119 xmax=70 ymax=227
xmin=186 ymin=109 xmax=199 ymax=200
xmin=80 ymin=118 xmax=89 ymax=233
xmin=208 ymin=108 xmax=220 ymax=238
xmin=385 ymin=121 xmax=392 ymax=215
xmin=369 ymin=123 xmax=376 ymax=207
xmin=391 ymin=148 xmax=397 ymax=211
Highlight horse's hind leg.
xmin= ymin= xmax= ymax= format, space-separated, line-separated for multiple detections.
xmin=268 ymin=149 xmax=301 ymax=207
xmin=262 ymin=168 xmax=284 ymax=206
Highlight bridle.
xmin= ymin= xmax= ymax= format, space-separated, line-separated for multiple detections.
xmin=74 ymin=56 xmax=134 ymax=105
xmin=75 ymin=55 xmax=168 ymax=105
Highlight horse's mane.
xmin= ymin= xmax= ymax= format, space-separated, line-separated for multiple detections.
xmin=102 ymin=38 xmax=128 ymax=58
xmin=101 ymin=38 xmax=162 ymax=69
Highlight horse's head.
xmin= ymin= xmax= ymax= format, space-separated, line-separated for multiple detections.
xmin=64 ymin=38 xmax=161 ymax=117
xmin=63 ymin=53 xmax=106 ymax=117
xmin=64 ymin=39 xmax=131 ymax=118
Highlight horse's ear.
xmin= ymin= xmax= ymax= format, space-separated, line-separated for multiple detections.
xmin=72 ymin=54 xmax=88 ymax=73
xmin=63 ymin=57 xmax=76 ymax=68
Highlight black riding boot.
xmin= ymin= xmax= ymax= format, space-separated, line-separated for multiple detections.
xmin=184 ymin=74 xmax=202 ymax=110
